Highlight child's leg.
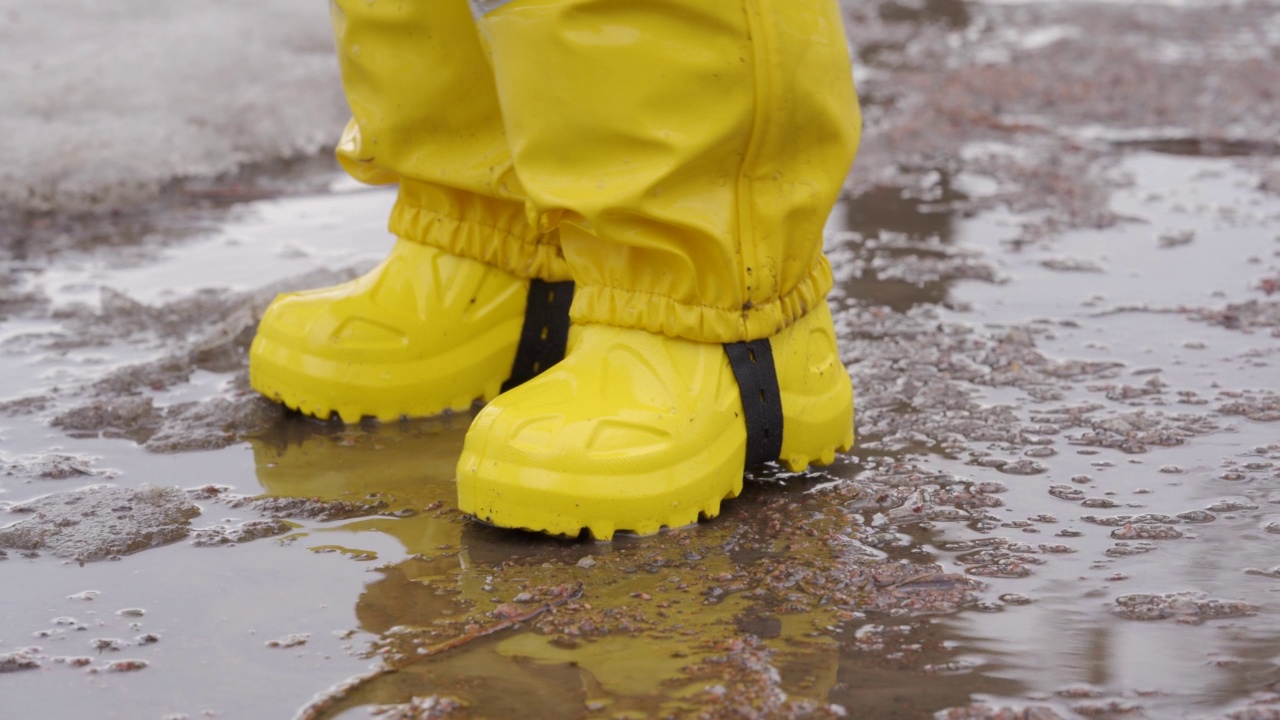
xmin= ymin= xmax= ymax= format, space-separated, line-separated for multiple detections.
xmin=250 ymin=0 xmax=572 ymax=423
xmin=458 ymin=0 xmax=861 ymax=538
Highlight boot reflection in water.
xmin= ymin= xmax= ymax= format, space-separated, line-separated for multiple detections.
xmin=248 ymin=0 xmax=862 ymax=540
xmin=250 ymin=418 xmax=846 ymax=712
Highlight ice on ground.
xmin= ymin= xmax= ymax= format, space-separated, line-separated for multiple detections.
xmin=0 ymin=0 xmax=347 ymax=213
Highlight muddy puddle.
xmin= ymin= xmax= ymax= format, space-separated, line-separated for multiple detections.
xmin=4 ymin=1 xmax=1280 ymax=719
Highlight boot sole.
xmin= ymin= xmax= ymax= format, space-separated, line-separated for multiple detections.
xmin=456 ymin=379 xmax=854 ymax=541
xmin=457 ymin=431 xmax=852 ymax=541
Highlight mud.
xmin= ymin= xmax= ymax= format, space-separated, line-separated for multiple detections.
xmin=0 ymin=650 xmax=41 ymax=673
xmin=0 ymin=484 xmax=199 ymax=562
xmin=367 ymin=696 xmax=468 ymax=720
xmin=189 ymin=519 xmax=294 ymax=547
xmin=3 ymin=0 xmax=1280 ymax=718
xmin=844 ymin=0 xmax=1280 ymax=239
xmin=1 ymin=452 xmax=112 ymax=481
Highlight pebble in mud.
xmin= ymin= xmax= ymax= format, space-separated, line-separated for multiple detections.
xmin=857 ymin=562 xmax=985 ymax=616
xmin=678 ymin=637 xmax=848 ymax=720
xmin=1054 ymin=687 xmax=1102 ymax=699
xmin=1041 ymin=257 xmax=1104 ymax=273
xmin=7 ymin=599 xmax=168 ymax=677
xmin=1130 ymin=514 xmax=1178 ymax=525
xmin=142 ymin=397 xmax=283 ymax=453
xmin=367 ymin=696 xmax=467 ymax=719
xmin=1106 ymin=543 xmax=1157 ymax=558
xmin=1111 ymin=524 xmax=1183 ymax=540
xmin=0 ymin=650 xmax=40 ymax=673
xmin=265 ymin=633 xmax=310 ymax=649
xmin=90 ymin=659 xmax=148 ymax=673
xmin=1069 ymin=700 xmax=1145 ymax=717
xmin=0 ymin=453 xmax=111 ymax=481
xmin=51 ymin=393 xmax=282 ymax=454
xmin=1208 ymin=500 xmax=1260 ymax=513
xmin=1218 ymin=393 xmax=1280 ymax=423
xmin=51 ymin=396 xmax=163 ymax=443
xmin=963 ymin=559 xmax=1036 ymax=579
xmin=0 ymin=484 xmax=200 ymax=562
xmin=998 ymin=460 xmax=1048 ymax=476
xmin=1081 ymin=515 xmax=1135 ymax=527
xmin=1113 ymin=593 xmax=1257 ymax=624
xmin=1196 ymin=303 xmax=1280 ymax=335
xmin=189 ymin=520 xmax=293 ymax=547
xmin=91 ymin=638 xmax=128 ymax=652
xmin=935 ymin=704 xmax=1065 ymax=720
xmin=1049 ymin=485 xmax=1086 ymax=501
xmin=224 ymin=495 xmax=392 ymax=522
xmin=1066 ymin=410 xmax=1217 ymax=454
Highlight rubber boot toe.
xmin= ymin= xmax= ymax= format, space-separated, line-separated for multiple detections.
xmin=250 ymin=239 xmax=529 ymax=423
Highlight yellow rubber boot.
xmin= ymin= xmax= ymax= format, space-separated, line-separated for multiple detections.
xmin=250 ymin=240 xmax=532 ymax=423
xmin=457 ymin=0 xmax=860 ymax=537
xmin=456 ymin=303 xmax=853 ymax=540
xmin=251 ymin=0 xmax=573 ymax=422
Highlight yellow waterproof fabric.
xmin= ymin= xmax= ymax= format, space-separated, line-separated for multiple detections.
xmin=479 ymin=0 xmax=860 ymax=343
xmin=330 ymin=0 xmax=570 ymax=283
xmin=332 ymin=0 xmax=859 ymax=344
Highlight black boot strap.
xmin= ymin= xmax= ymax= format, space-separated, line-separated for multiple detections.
xmin=503 ymin=279 xmax=575 ymax=392
xmin=724 ymin=339 xmax=784 ymax=468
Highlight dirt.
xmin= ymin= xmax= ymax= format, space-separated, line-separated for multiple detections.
xmin=0 ymin=484 xmax=199 ymax=562
xmin=1 ymin=452 xmax=113 ymax=481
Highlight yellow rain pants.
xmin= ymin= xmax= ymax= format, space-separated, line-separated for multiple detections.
xmin=331 ymin=0 xmax=569 ymax=283
xmin=330 ymin=0 xmax=860 ymax=345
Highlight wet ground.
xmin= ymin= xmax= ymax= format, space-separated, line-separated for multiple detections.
xmin=3 ymin=1 xmax=1280 ymax=718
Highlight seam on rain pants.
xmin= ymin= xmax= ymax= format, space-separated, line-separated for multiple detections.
xmin=334 ymin=0 xmax=860 ymax=343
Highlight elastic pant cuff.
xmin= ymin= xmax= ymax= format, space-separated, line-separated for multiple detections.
xmin=389 ymin=179 xmax=571 ymax=283
xmin=568 ymin=256 xmax=835 ymax=344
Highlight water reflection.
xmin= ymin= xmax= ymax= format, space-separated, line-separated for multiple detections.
xmin=0 ymin=155 xmax=338 ymax=263
xmin=248 ymin=421 xmax=1020 ymax=718
xmin=830 ymin=174 xmax=966 ymax=313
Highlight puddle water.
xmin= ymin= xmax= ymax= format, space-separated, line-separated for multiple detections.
xmin=4 ymin=1 xmax=1280 ymax=719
